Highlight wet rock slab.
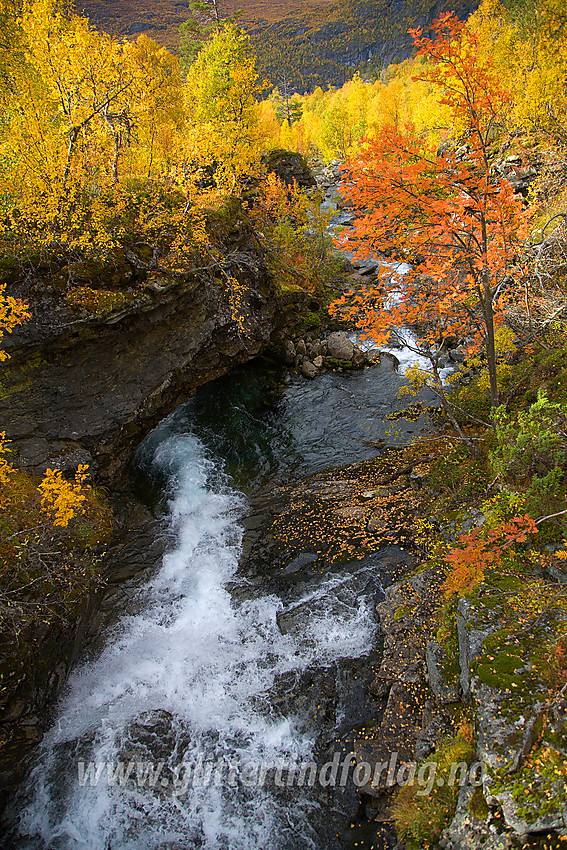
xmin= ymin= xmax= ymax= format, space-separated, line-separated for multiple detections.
xmin=239 ymin=451 xmax=433 ymax=581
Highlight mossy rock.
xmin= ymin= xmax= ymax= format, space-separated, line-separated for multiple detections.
xmin=489 ymin=741 xmax=567 ymax=833
xmin=468 ymin=786 xmax=490 ymax=819
xmin=324 ymin=356 xmax=363 ymax=371
xmin=263 ymin=149 xmax=316 ymax=188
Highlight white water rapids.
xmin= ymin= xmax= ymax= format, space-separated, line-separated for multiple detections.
xmin=13 ymin=432 xmax=378 ymax=849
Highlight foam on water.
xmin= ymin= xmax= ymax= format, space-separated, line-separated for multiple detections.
xmin=15 ymin=432 xmax=377 ymax=850
xmin=346 ymin=259 xmax=454 ymax=382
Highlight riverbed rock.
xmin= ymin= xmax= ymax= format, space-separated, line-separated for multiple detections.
xmin=352 ymin=257 xmax=380 ymax=275
xmin=367 ymin=511 xmax=387 ymax=533
xmin=409 ymin=468 xmax=428 ymax=489
xmin=308 ymin=340 xmax=321 ymax=359
xmin=459 ymin=587 xmax=567 ymax=835
xmin=355 ymin=568 xmax=452 ymax=798
xmin=352 ymin=348 xmax=366 ymax=367
xmin=301 ymin=359 xmax=319 ymax=379
xmin=377 ymin=352 xmax=398 ymax=372
xmin=448 ymin=345 xmax=467 ymax=363
xmin=439 ymin=785 xmax=513 ymax=849
xmin=333 ymin=504 xmax=371 ymax=521
xmin=240 ymin=453 xmax=428 ymax=583
xmin=327 ymin=331 xmax=354 ymax=360
xmin=456 ymin=597 xmax=499 ymax=697
xmin=475 ymin=679 xmax=545 ymax=777
xmin=283 ymin=339 xmax=296 ymax=365
xmin=425 ymin=640 xmax=460 ymax=704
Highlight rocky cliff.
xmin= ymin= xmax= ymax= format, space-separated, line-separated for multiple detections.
xmin=1 ymin=245 xmax=279 ymax=485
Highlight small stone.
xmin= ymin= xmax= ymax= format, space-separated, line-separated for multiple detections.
xmin=301 ymin=360 xmax=318 ymax=379
xmin=333 ymin=505 xmax=370 ymax=521
xmin=309 ymin=340 xmax=321 ymax=359
xmin=296 ymin=339 xmax=307 ymax=357
xmin=282 ymin=340 xmax=295 ymax=365
xmin=146 ymin=281 xmax=168 ymax=294
xmin=367 ymin=512 xmax=387 ymax=533
xmin=313 ymin=355 xmax=323 ymax=368
xmin=380 ymin=351 xmax=400 ymax=371
xmin=410 ymin=470 xmax=428 ymax=490
xmin=352 ymin=258 xmax=380 ymax=275
xmin=449 ymin=346 xmax=467 ymax=363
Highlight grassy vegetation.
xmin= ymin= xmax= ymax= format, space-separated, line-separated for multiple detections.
xmin=392 ymin=721 xmax=475 ymax=849
xmin=388 ymin=333 xmax=567 ymax=844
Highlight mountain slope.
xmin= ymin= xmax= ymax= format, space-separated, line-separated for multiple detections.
xmin=251 ymin=0 xmax=479 ymax=89
xmin=77 ymin=0 xmax=329 ymax=46
xmin=79 ymin=0 xmax=479 ymax=88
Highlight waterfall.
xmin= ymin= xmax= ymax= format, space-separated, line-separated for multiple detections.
xmin=14 ymin=431 xmax=377 ymax=849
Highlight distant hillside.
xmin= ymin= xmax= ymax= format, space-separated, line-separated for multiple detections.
xmin=77 ymin=0 xmax=329 ymax=47
xmin=250 ymin=0 xmax=480 ymax=90
xmin=79 ymin=0 xmax=479 ymax=89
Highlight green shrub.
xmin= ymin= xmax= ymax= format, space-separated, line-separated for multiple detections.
xmin=490 ymin=389 xmax=567 ymax=515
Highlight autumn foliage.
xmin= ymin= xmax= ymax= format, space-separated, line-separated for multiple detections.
xmin=38 ymin=464 xmax=90 ymax=527
xmin=443 ymin=512 xmax=538 ymax=596
xmin=0 ymin=283 xmax=29 ymax=362
xmin=329 ymin=13 xmax=532 ymax=409
xmin=0 ymin=1 xmax=268 ymax=263
xmin=246 ymin=172 xmax=337 ymax=293
xmin=1 ymin=433 xmax=91 ymax=528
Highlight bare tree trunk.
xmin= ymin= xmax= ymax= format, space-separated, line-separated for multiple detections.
xmin=147 ymin=129 xmax=155 ymax=178
xmin=63 ymin=126 xmax=80 ymax=185
xmin=479 ymin=213 xmax=499 ymax=409
xmin=482 ymin=272 xmax=499 ymax=408
xmin=430 ymin=356 xmax=478 ymax=452
xmin=112 ymin=130 xmax=121 ymax=184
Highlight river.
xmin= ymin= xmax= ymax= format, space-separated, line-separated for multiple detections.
xmin=6 ymin=354 xmax=435 ymax=848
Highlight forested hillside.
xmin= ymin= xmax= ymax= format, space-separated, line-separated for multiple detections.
xmin=79 ymin=0 xmax=478 ymax=88
xmin=250 ymin=0 xmax=478 ymax=90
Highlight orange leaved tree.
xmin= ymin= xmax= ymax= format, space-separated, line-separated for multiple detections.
xmin=330 ymin=12 xmax=532 ymax=425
